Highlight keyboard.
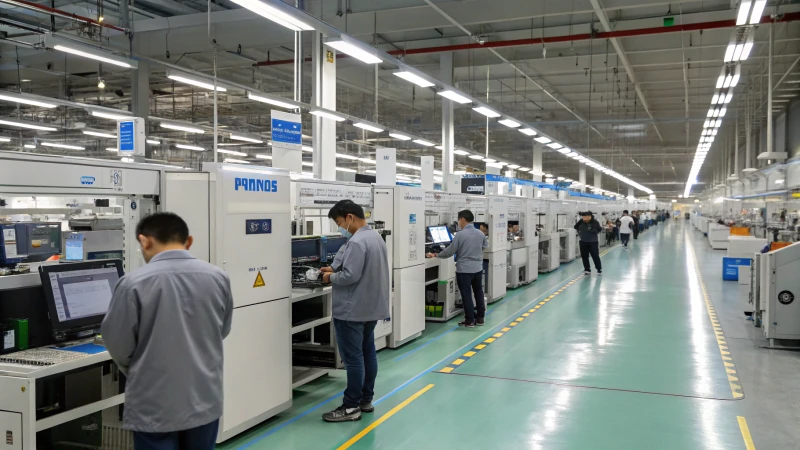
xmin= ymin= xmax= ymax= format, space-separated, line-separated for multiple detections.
xmin=0 ymin=347 xmax=89 ymax=366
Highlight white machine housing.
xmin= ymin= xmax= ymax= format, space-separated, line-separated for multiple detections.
xmin=164 ymin=164 xmax=292 ymax=442
xmin=761 ymin=243 xmax=800 ymax=345
xmin=373 ymin=185 xmax=426 ymax=348
xmin=484 ymin=195 xmax=509 ymax=302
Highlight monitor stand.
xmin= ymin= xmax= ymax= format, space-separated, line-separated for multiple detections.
xmin=53 ymin=324 xmax=101 ymax=342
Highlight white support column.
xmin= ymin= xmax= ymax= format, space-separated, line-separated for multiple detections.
xmin=745 ymin=90 xmax=753 ymax=171
xmin=767 ymin=23 xmax=774 ymax=156
xmin=531 ymin=142 xmax=543 ymax=182
xmin=593 ymin=169 xmax=602 ymax=191
xmin=734 ymin=117 xmax=739 ymax=177
xmin=312 ymin=31 xmax=336 ymax=181
xmin=578 ymin=166 xmax=587 ymax=192
xmin=628 ymin=187 xmax=634 ymax=203
xmin=440 ymin=52 xmax=455 ymax=190
xmin=131 ymin=60 xmax=151 ymax=158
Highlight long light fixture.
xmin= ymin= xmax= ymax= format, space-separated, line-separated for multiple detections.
xmin=175 ymin=144 xmax=205 ymax=151
xmin=224 ymin=158 xmax=250 ymax=164
xmin=519 ymin=128 xmax=537 ymax=136
xmin=45 ymin=35 xmax=137 ymax=69
xmin=92 ymin=110 xmax=131 ymax=121
xmin=749 ymin=0 xmax=767 ymax=25
xmin=437 ymin=90 xmax=472 ymax=104
xmin=230 ymin=0 xmax=314 ymax=31
xmin=230 ymin=132 xmax=263 ymax=143
xmin=498 ymin=119 xmax=520 ymax=128
xmin=325 ymin=36 xmax=382 ymax=64
xmin=336 ymin=153 xmax=359 ymax=160
xmin=302 ymin=145 xmax=313 ymax=152
xmin=547 ymin=142 xmax=563 ymax=150
xmin=534 ymin=136 xmax=551 ymax=144
xmin=353 ymin=122 xmax=384 ymax=133
xmin=161 ymin=121 xmax=205 ymax=134
xmin=0 ymin=117 xmax=58 ymax=131
xmin=468 ymin=154 xmax=484 ymax=160
xmin=413 ymin=139 xmax=434 ymax=147
xmin=473 ymin=106 xmax=501 ymax=118
xmin=41 ymin=142 xmax=84 ymax=150
xmin=218 ymin=149 xmax=248 ymax=157
xmin=310 ymin=109 xmax=346 ymax=122
xmin=389 ymin=132 xmax=411 ymax=140
xmin=247 ymin=92 xmax=297 ymax=109
xmin=255 ymin=154 xmax=273 ymax=160
xmin=393 ymin=71 xmax=434 ymax=88
xmin=0 ymin=137 xmax=10 ymax=142
xmin=0 ymin=92 xmax=57 ymax=108
xmin=147 ymin=139 xmax=161 ymax=145
xmin=82 ymin=129 xmax=116 ymax=139
xmin=167 ymin=70 xmax=226 ymax=92
xmin=453 ymin=149 xmax=470 ymax=156
xmin=336 ymin=167 xmax=357 ymax=173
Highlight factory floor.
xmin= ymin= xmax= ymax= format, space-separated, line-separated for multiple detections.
xmin=220 ymin=221 xmax=799 ymax=450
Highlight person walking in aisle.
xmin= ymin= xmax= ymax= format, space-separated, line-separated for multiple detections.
xmin=632 ymin=212 xmax=640 ymax=240
xmin=619 ymin=210 xmax=635 ymax=249
xmin=320 ymin=200 xmax=390 ymax=422
xmin=427 ymin=210 xmax=488 ymax=328
xmin=574 ymin=211 xmax=603 ymax=275
xmin=103 ymin=213 xmax=234 ymax=450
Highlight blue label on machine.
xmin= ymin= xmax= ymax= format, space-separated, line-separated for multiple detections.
xmin=722 ymin=257 xmax=751 ymax=281
xmin=246 ymin=219 xmax=272 ymax=235
xmin=409 ymin=214 xmax=417 ymax=224
xmin=119 ymin=121 xmax=134 ymax=152
xmin=271 ymin=118 xmax=302 ymax=145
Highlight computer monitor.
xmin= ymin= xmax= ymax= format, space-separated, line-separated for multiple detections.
xmin=39 ymin=260 xmax=123 ymax=335
xmin=326 ymin=236 xmax=347 ymax=261
xmin=428 ymin=226 xmax=452 ymax=244
xmin=292 ymin=239 xmax=320 ymax=263
xmin=64 ymin=233 xmax=84 ymax=261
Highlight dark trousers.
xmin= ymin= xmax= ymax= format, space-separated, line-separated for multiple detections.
xmin=605 ymin=231 xmax=614 ymax=246
xmin=133 ymin=419 xmax=219 ymax=450
xmin=621 ymin=233 xmax=631 ymax=247
xmin=613 ymin=226 xmax=620 ymax=241
xmin=456 ymin=271 xmax=486 ymax=323
xmin=333 ymin=319 xmax=378 ymax=408
xmin=579 ymin=241 xmax=601 ymax=272
xmin=633 ymin=227 xmax=639 ymax=239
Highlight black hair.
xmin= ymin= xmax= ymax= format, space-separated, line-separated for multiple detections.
xmin=457 ymin=209 xmax=474 ymax=223
xmin=478 ymin=222 xmax=488 ymax=230
xmin=136 ymin=212 xmax=189 ymax=244
xmin=623 ymin=210 xmax=629 ymax=214
xmin=328 ymin=200 xmax=365 ymax=221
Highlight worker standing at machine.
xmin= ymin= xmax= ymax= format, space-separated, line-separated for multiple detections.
xmin=426 ymin=210 xmax=488 ymax=328
xmin=102 ymin=212 xmax=234 ymax=450
xmin=574 ymin=211 xmax=603 ymax=275
xmin=619 ymin=210 xmax=635 ymax=249
xmin=320 ymin=200 xmax=390 ymax=423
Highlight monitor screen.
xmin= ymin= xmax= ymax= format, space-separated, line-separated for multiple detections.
xmin=292 ymin=239 xmax=319 ymax=263
xmin=429 ymin=226 xmax=452 ymax=244
xmin=326 ymin=236 xmax=347 ymax=260
xmin=65 ymin=234 xmax=84 ymax=261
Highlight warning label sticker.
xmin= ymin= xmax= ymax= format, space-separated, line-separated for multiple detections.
xmin=253 ymin=271 xmax=266 ymax=288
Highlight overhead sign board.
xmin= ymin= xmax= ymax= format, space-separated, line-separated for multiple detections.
xmin=271 ymin=110 xmax=302 ymax=151
xmin=117 ymin=117 xmax=145 ymax=157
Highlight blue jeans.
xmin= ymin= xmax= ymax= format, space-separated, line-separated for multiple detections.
xmin=456 ymin=271 xmax=486 ymax=323
xmin=333 ymin=319 xmax=378 ymax=408
xmin=133 ymin=419 xmax=218 ymax=450
xmin=621 ymin=233 xmax=631 ymax=246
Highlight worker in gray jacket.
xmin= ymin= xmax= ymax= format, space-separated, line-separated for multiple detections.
xmin=102 ymin=212 xmax=233 ymax=450
xmin=574 ymin=211 xmax=603 ymax=275
xmin=320 ymin=200 xmax=390 ymax=423
xmin=426 ymin=210 xmax=488 ymax=328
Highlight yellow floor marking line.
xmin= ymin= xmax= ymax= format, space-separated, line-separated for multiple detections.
xmin=687 ymin=243 xmax=744 ymax=400
xmin=336 ymin=384 xmax=435 ymax=450
xmin=737 ymin=416 xmax=756 ymax=450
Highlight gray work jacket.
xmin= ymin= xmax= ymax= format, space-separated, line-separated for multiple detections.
xmin=102 ymin=250 xmax=233 ymax=433
xmin=437 ymin=223 xmax=487 ymax=273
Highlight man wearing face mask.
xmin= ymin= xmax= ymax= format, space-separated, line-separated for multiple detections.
xmin=426 ymin=210 xmax=488 ymax=327
xmin=102 ymin=213 xmax=233 ymax=450
xmin=319 ymin=200 xmax=390 ymax=423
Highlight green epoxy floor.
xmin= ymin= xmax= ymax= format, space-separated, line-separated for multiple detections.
xmin=221 ymin=223 xmax=754 ymax=450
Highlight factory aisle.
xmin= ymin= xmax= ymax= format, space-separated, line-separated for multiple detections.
xmin=223 ymin=222 xmax=755 ymax=450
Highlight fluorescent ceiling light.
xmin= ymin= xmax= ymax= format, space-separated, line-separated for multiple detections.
xmin=724 ymin=44 xmax=735 ymax=63
xmin=413 ymin=139 xmax=434 ymax=146
xmin=434 ymin=145 xmax=444 ymax=150
xmin=336 ymin=167 xmax=357 ymax=173
xmin=91 ymin=110 xmax=131 ymax=121
xmin=105 ymin=147 xmax=117 ymax=152
xmin=247 ymin=92 xmax=296 ymax=109
xmin=498 ymin=119 xmax=520 ymax=128
xmin=146 ymin=139 xmax=161 ymax=145
xmin=732 ymin=44 xmax=744 ymax=62
xmin=302 ymin=145 xmax=313 ymax=152
xmin=719 ymin=108 xmax=727 ymax=117
xmin=520 ymin=167 xmax=530 ymax=171
xmin=750 ymin=0 xmax=766 ymax=24
xmin=545 ymin=173 xmax=553 ymax=178
xmin=359 ymin=158 xmax=376 ymax=164
xmin=256 ymin=154 xmax=272 ymax=160
xmin=741 ymin=34 xmax=755 ymax=61
xmin=437 ymin=90 xmax=472 ymax=104
xmin=547 ymin=142 xmax=563 ymax=149
xmin=711 ymin=94 xmax=720 ymax=104
xmin=161 ymin=122 xmax=205 ymax=134
xmin=731 ymin=65 xmax=742 ymax=87
xmin=167 ymin=72 xmax=226 ymax=92
xmin=507 ymin=164 xmax=520 ymax=169
xmin=224 ymin=158 xmax=250 ymax=164
xmin=336 ymin=153 xmax=359 ymax=160
xmin=175 ymin=144 xmax=205 ymax=151
xmin=557 ymin=177 xmax=565 ymax=181
xmin=534 ymin=137 xmax=551 ymax=144
xmin=723 ymin=75 xmax=733 ymax=88
xmin=310 ymin=109 xmax=346 ymax=122
xmin=218 ymin=149 xmax=248 ymax=156
xmin=230 ymin=133 xmax=262 ymax=143
xmin=393 ymin=71 xmax=434 ymax=88
xmin=41 ymin=142 xmax=84 ymax=150
xmin=519 ymin=128 xmax=537 ymax=136
xmin=325 ymin=37 xmax=382 ymax=64
xmin=482 ymin=158 xmax=496 ymax=163
xmin=453 ymin=149 xmax=470 ymax=156
xmin=229 ymin=0 xmax=314 ymax=31
xmin=0 ymin=137 xmax=10 ymax=142
xmin=301 ymin=161 xmax=314 ymax=167
xmin=48 ymin=38 xmax=136 ymax=69
xmin=0 ymin=117 xmax=58 ymax=131
xmin=737 ymin=1 xmax=752 ymax=25
xmin=353 ymin=122 xmax=384 ymax=133
xmin=24 ymin=144 xmax=36 ymax=148
xmin=486 ymin=162 xmax=504 ymax=168
xmin=82 ymin=129 xmax=116 ymax=139
xmin=473 ymin=106 xmax=501 ymax=118
xmin=468 ymin=154 xmax=484 ymax=160
xmin=389 ymin=132 xmax=411 ymax=140
xmin=0 ymin=92 xmax=57 ymax=108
